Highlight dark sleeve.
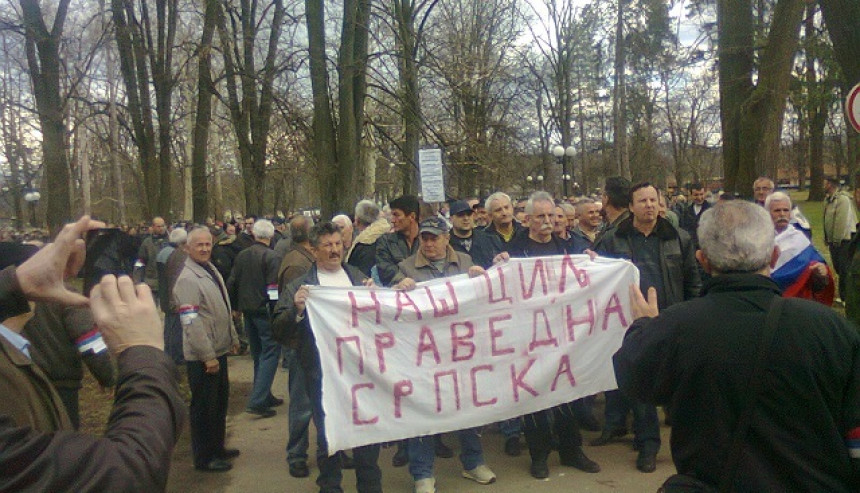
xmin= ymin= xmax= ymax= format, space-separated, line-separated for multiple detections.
xmin=0 ymin=266 xmax=30 ymax=322
xmin=0 ymin=346 xmax=185 ymax=492
xmin=680 ymin=234 xmax=702 ymax=300
xmin=226 ymin=253 xmax=240 ymax=309
xmin=375 ymin=236 xmax=399 ymax=287
xmin=64 ymin=304 xmax=116 ymax=388
xmin=347 ymin=243 xmax=375 ymax=277
xmin=612 ymin=315 xmax=678 ymax=405
xmin=271 ymin=278 xmax=305 ymax=346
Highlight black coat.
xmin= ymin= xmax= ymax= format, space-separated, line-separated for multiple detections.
xmin=226 ymin=242 xmax=280 ymax=313
xmin=614 ymin=274 xmax=860 ymax=492
xmin=449 ymin=228 xmax=503 ymax=268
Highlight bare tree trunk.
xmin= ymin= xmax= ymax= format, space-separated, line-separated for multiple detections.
xmin=190 ymin=0 xmax=216 ymax=223
xmin=20 ymin=0 xmax=72 ymax=231
xmin=806 ymin=5 xmax=827 ymax=200
xmin=612 ymin=0 xmax=630 ymax=179
xmin=103 ymin=0 xmax=126 ymax=225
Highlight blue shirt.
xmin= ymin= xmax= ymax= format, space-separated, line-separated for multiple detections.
xmin=0 ymin=323 xmax=31 ymax=359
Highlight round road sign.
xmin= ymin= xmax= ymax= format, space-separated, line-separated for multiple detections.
xmin=847 ymin=82 xmax=860 ymax=133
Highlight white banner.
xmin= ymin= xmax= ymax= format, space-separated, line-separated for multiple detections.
xmin=306 ymin=255 xmax=639 ymax=453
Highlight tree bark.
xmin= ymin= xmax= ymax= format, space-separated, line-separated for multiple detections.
xmin=613 ymin=0 xmax=630 ymax=179
xmin=191 ymin=0 xmax=217 ymax=223
xmin=20 ymin=0 xmax=72 ymax=231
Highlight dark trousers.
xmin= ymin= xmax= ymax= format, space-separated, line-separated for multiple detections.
xmin=187 ymin=355 xmax=229 ymax=467
xmin=829 ymin=240 xmax=852 ymax=297
xmin=306 ymin=363 xmax=381 ymax=493
xmin=603 ymin=389 xmax=661 ymax=455
xmin=163 ymin=313 xmax=184 ymax=365
xmin=523 ymin=402 xmax=582 ymax=461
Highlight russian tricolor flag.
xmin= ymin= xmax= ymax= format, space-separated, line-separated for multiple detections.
xmin=771 ymin=226 xmax=834 ymax=305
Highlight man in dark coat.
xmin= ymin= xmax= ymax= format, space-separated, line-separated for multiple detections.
xmin=447 ymin=200 xmax=503 ymax=268
xmin=615 ymin=201 xmax=860 ymax=492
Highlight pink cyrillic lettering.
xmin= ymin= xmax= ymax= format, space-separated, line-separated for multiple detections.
xmin=336 ymin=336 xmax=363 ymax=375
xmin=393 ymin=380 xmax=413 ymax=418
xmin=450 ymin=321 xmax=476 ymax=362
xmin=558 ymin=254 xmax=590 ymax=292
xmin=510 ymin=359 xmax=539 ymax=401
xmin=416 ymin=326 xmax=441 ymax=366
xmin=529 ymin=309 xmax=558 ymax=351
xmin=374 ymin=332 xmax=395 ymax=373
xmin=349 ymin=290 xmax=381 ymax=327
xmin=395 ymin=290 xmax=422 ymax=322
xmin=351 ymin=383 xmax=378 ymax=425
xmin=470 ymin=365 xmax=497 ymax=407
xmin=434 ymin=370 xmax=461 ymax=412
xmin=425 ymin=282 xmax=459 ymax=318
xmin=602 ymin=292 xmax=629 ymax=330
xmin=565 ymin=299 xmax=596 ymax=340
xmin=489 ymin=314 xmax=515 ymax=356
xmin=518 ymin=260 xmax=548 ymax=299
xmin=483 ymin=268 xmax=512 ymax=305
xmin=550 ymin=355 xmax=576 ymax=391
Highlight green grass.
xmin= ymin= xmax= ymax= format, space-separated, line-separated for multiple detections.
xmin=790 ymin=191 xmax=828 ymax=261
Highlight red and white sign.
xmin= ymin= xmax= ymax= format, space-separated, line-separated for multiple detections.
xmin=847 ymin=82 xmax=860 ymax=134
xmin=306 ymin=255 xmax=639 ymax=453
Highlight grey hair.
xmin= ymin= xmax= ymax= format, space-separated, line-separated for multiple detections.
xmin=764 ymin=191 xmax=791 ymax=210
xmin=187 ymin=226 xmax=212 ymax=243
xmin=559 ymin=203 xmax=576 ymax=215
xmin=485 ymin=191 xmax=511 ymax=212
xmin=168 ymin=228 xmax=188 ymax=245
xmin=252 ymin=219 xmax=275 ymax=239
xmin=698 ymin=201 xmax=774 ymax=274
xmin=332 ymin=214 xmax=352 ymax=231
xmin=354 ymin=200 xmax=380 ymax=226
xmin=525 ymin=191 xmax=555 ymax=214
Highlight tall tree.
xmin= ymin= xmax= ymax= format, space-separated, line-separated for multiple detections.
xmin=111 ymin=0 xmax=178 ymax=218
xmin=19 ymin=0 xmax=71 ymax=230
xmin=306 ymin=0 xmax=372 ymax=218
xmin=718 ymin=0 xmax=804 ymax=196
xmin=190 ymin=0 xmax=217 ymax=223
xmin=216 ymin=0 xmax=287 ymax=216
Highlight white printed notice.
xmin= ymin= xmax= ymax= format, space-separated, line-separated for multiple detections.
xmin=418 ymin=148 xmax=445 ymax=202
xmin=305 ymin=255 xmax=639 ymax=453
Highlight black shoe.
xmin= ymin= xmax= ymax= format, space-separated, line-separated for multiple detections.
xmin=504 ymin=436 xmax=521 ymax=457
xmin=560 ymin=448 xmax=600 ymax=473
xmin=392 ymin=443 xmax=409 ymax=467
xmin=217 ymin=448 xmax=240 ymax=460
xmin=579 ymin=413 xmax=602 ymax=432
xmin=636 ymin=452 xmax=657 ymax=473
xmin=589 ymin=427 xmax=627 ymax=446
xmin=434 ymin=435 xmax=454 ymax=458
xmin=339 ymin=451 xmax=354 ymax=469
xmin=246 ymin=407 xmax=276 ymax=418
xmin=196 ymin=459 xmax=233 ymax=472
xmin=267 ymin=396 xmax=285 ymax=407
xmin=289 ymin=461 xmax=310 ymax=478
xmin=530 ymin=458 xmax=549 ymax=479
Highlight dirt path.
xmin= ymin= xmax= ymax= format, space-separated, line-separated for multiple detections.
xmin=166 ymin=354 xmax=674 ymax=492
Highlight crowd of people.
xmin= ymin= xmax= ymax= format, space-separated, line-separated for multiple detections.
xmin=0 ymin=175 xmax=858 ymax=492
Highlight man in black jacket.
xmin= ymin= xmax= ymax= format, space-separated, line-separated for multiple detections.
xmin=272 ymin=222 xmax=381 ymax=493
xmin=447 ymin=200 xmax=503 ymax=268
xmin=227 ymin=219 xmax=282 ymax=417
xmin=677 ymin=182 xmax=710 ymax=248
xmin=375 ymin=195 xmax=420 ymax=286
xmin=504 ymin=191 xmax=600 ymax=479
xmin=593 ymin=182 xmax=701 ymax=473
xmin=615 ymin=200 xmax=860 ymax=492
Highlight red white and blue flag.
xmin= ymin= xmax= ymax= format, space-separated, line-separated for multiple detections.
xmin=772 ymin=226 xmax=834 ymax=305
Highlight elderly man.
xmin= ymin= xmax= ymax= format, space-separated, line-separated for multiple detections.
xmin=272 ymin=222 xmax=382 ymax=493
xmin=573 ymin=198 xmax=602 ymax=245
xmin=174 ymin=227 xmax=240 ymax=472
xmin=505 ymin=191 xmax=599 ymax=479
xmin=615 ymin=201 xmax=860 ymax=491
xmin=766 ymin=192 xmax=833 ymax=304
xmin=347 ymin=200 xmax=390 ymax=277
xmin=484 ymin=192 xmax=524 ymax=245
xmin=134 ymin=216 xmax=168 ymax=304
xmin=227 ymin=219 xmax=282 ymax=417
xmin=331 ymin=214 xmax=354 ymax=251
xmin=392 ymin=217 xmax=495 ymax=493
xmin=594 ymin=182 xmax=701 ymax=473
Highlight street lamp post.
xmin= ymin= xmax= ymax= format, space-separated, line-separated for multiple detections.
xmin=552 ymin=145 xmax=576 ymax=198
xmin=23 ymin=190 xmax=40 ymax=227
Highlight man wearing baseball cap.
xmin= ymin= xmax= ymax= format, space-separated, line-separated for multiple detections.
xmin=447 ymin=200 xmax=503 ymax=269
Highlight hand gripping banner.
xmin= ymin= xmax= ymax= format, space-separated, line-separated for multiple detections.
xmin=305 ymin=255 xmax=639 ymax=452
